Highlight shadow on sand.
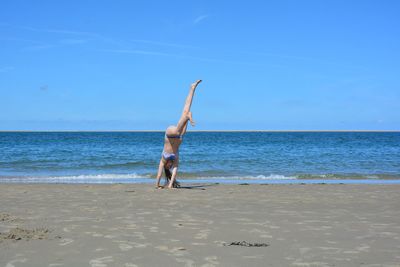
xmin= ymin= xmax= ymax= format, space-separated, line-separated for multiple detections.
xmin=177 ymin=183 xmax=220 ymax=190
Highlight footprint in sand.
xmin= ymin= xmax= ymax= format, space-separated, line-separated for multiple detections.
xmin=119 ymin=243 xmax=133 ymax=251
xmin=5 ymin=258 xmax=27 ymax=267
xmin=171 ymin=246 xmax=187 ymax=255
xmin=299 ymin=247 xmax=311 ymax=255
xmin=59 ymin=238 xmax=74 ymax=246
xmin=132 ymin=242 xmax=149 ymax=248
xmin=125 ymin=223 xmax=137 ymax=229
xmin=155 ymin=245 xmax=169 ymax=252
xmin=356 ymin=244 xmax=370 ymax=252
xmin=195 ymin=229 xmax=210 ymax=239
xmin=292 ymin=261 xmax=330 ymax=267
xmin=242 ymin=254 xmax=264 ymax=259
xmin=203 ymin=256 xmax=219 ymax=266
xmin=63 ymin=225 xmax=78 ymax=233
xmin=155 ymin=246 xmax=187 ymax=257
xmin=176 ymin=258 xmax=195 ymax=266
xmin=92 ymin=233 xmax=104 ymax=237
xmin=89 ymin=256 xmax=114 ymax=267
xmin=149 ymin=226 xmax=159 ymax=233
xmin=132 ymin=232 xmax=145 ymax=240
xmin=192 ymin=242 xmax=207 ymax=246
xmin=260 ymin=234 xmax=273 ymax=238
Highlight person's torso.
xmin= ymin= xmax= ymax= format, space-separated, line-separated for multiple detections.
xmin=163 ymin=136 xmax=182 ymax=155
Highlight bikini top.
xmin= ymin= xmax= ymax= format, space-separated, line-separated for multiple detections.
xmin=165 ymin=134 xmax=182 ymax=139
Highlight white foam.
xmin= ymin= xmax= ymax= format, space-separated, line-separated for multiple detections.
xmin=1 ymin=173 xmax=151 ymax=183
xmin=0 ymin=173 xmax=297 ymax=183
xmin=255 ymin=174 xmax=296 ymax=180
xmin=193 ymin=174 xmax=296 ymax=180
xmin=48 ymin=173 xmax=149 ymax=180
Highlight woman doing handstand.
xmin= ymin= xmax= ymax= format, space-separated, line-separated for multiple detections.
xmin=155 ymin=80 xmax=202 ymax=189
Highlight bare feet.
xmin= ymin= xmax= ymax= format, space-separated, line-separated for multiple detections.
xmin=156 ymin=185 xmax=164 ymax=189
xmin=191 ymin=80 xmax=202 ymax=89
xmin=187 ymin=112 xmax=195 ymax=127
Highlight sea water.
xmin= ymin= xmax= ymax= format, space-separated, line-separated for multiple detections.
xmin=0 ymin=132 xmax=399 ymax=184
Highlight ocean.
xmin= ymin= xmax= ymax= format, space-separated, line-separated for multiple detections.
xmin=0 ymin=131 xmax=399 ymax=184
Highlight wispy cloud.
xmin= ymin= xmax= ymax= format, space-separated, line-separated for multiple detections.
xmin=0 ymin=37 xmax=45 ymax=45
xmin=2 ymin=23 xmax=287 ymax=68
xmin=194 ymin=14 xmax=209 ymax=24
xmin=3 ymin=24 xmax=197 ymax=52
xmin=1 ymin=36 xmax=56 ymax=51
xmin=59 ymin=39 xmax=88 ymax=45
xmin=243 ymin=51 xmax=365 ymax=70
xmin=16 ymin=25 xmax=127 ymax=49
xmin=99 ymin=48 xmax=275 ymax=67
xmin=20 ymin=26 xmax=98 ymax=37
xmin=23 ymin=44 xmax=55 ymax=51
xmin=0 ymin=66 xmax=14 ymax=73
xmin=99 ymin=49 xmax=173 ymax=57
xmin=243 ymin=51 xmax=318 ymax=62
xmin=2 ymin=28 xmax=92 ymax=50
xmin=131 ymin=39 xmax=199 ymax=49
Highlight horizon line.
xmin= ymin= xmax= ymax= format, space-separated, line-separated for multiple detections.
xmin=0 ymin=130 xmax=399 ymax=133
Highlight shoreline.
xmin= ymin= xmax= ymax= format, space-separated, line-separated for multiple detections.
xmin=1 ymin=183 xmax=399 ymax=266
xmin=1 ymin=178 xmax=400 ymax=185
xmin=1 ymin=130 xmax=400 ymax=132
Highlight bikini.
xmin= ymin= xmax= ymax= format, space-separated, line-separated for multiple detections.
xmin=165 ymin=134 xmax=182 ymax=139
xmin=162 ymin=152 xmax=176 ymax=161
xmin=162 ymin=134 xmax=182 ymax=161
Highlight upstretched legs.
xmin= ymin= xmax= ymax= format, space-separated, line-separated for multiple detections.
xmin=176 ymin=80 xmax=201 ymax=133
xmin=182 ymin=80 xmax=202 ymax=115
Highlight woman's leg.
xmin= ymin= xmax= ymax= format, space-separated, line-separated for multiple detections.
xmin=176 ymin=80 xmax=201 ymax=133
xmin=182 ymin=80 xmax=202 ymax=115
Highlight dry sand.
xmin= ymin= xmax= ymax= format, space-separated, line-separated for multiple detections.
xmin=1 ymin=183 xmax=400 ymax=267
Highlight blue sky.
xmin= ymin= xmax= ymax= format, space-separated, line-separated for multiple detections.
xmin=1 ymin=0 xmax=399 ymax=130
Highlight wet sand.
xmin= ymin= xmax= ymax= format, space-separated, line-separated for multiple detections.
xmin=1 ymin=184 xmax=400 ymax=267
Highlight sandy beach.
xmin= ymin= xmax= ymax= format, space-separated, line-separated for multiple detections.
xmin=1 ymin=184 xmax=400 ymax=267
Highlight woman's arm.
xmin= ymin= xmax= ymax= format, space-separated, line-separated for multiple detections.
xmin=167 ymin=157 xmax=180 ymax=188
xmin=168 ymin=166 xmax=179 ymax=189
xmin=155 ymin=159 xmax=164 ymax=188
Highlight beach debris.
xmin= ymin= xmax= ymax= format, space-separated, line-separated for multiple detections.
xmin=0 ymin=227 xmax=51 ymax=241
xmin=0 ymin=213 xmax=17 ymax=222
xmin=225 ymin=241 xmax=269 ymax=247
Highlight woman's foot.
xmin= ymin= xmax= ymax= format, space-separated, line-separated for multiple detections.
xmin=191 ymin=80 xmax=202 ymax=89
xmin=187 ymin=112 xmax=195 ymax=127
